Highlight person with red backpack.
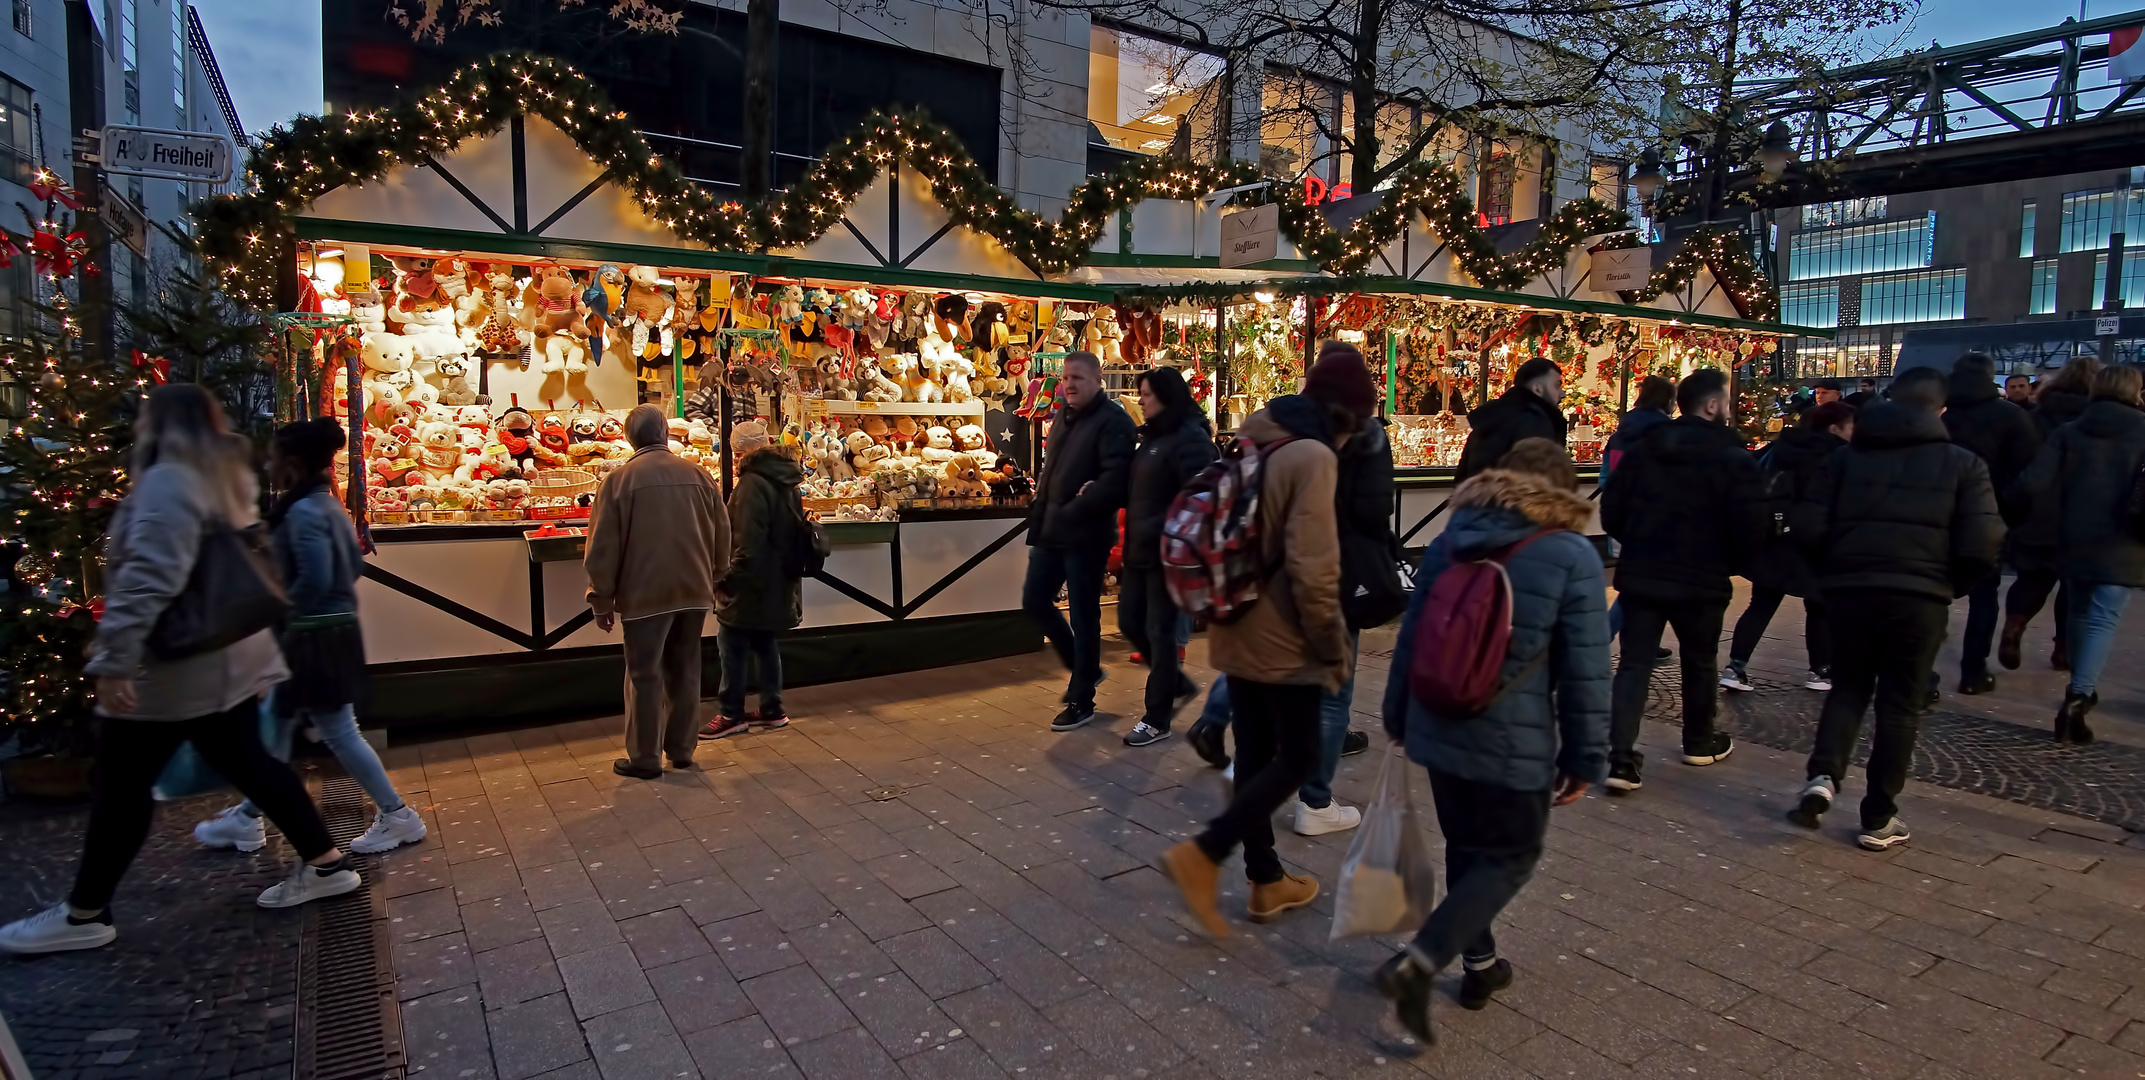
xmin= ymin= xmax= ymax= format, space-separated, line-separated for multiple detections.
xmin=1370 ymin=438 xmax=1609 ymax=1044
xmin=1159 ymin=385 xmax=1353 ymax=936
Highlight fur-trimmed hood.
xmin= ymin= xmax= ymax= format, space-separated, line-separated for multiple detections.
xmin=1450 ymin=468 xmax=1594 ymax=532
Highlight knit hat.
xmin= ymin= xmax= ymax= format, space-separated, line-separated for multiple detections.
xmin=730 ymin=419 xmax=771 ymax=457
xmin=1303 ymin=342 xmax=1377 ymax=419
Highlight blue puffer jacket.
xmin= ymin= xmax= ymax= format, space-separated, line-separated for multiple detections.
xmin=1381 ymin=468 xmax=1611 ymax=791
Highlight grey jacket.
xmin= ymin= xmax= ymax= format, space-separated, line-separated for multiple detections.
xmin=85 ymin=462 xmax=288 ymax=720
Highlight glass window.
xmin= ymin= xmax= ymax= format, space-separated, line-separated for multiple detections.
xmin=1800 ymin=198 xmax=1887 ymax=228
xmin=12 ymin=0 xmax=29 ymax=36
xmin=1259 ymin=71 xmax=1341 ymax=182
xmin=1478 ymin=149 xmax=1516 ymax=224
xmin=2029 ymin=259 xmax=2058 ymax=315
xmin=2089 ymin=251 xmax=2145 ymax=309
xmin=1782 ymin=281 xmax=1840 ymax=328
xmin=121 ymin=0 xmax=138 ymax=124
xmin=171 ymin=2 xmax=186 ymax=116
xmin=2020 ymin=200 xmax=2037 ymax=258
xmin=2060 ymin=189 xmax=2145 ymax=253
xmin=1589 ymin=159 xmax=1624 ymax=208
xmin=0 ymin=76 xmax=32 ymax=186
xmin=1086 ymin=26 xmax=1225 ymax=159
xmin=1861 ymin=268 xmax=1966 ymax=325
xmin=1787 ymin=213 xmax=1935 ymax=281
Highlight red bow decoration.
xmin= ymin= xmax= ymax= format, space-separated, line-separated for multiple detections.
xmin=130 ymin=349 xmax=170 ymax=385
xmin=0 ymin=231 xmax=18 ymax=269
xmin=29 ymin=174 xmax=84 ymax=210
xmin=30 ymin=230 xmax=86 ymax=278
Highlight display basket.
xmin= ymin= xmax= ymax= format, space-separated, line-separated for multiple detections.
xmin=527 ymin=503 xmax=592 ymax=521
xmin=528 ymin=468 xmax=600 ymax=499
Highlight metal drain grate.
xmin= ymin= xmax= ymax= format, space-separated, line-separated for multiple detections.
xmin=295 ymin=774 xmax=404 ymax=1080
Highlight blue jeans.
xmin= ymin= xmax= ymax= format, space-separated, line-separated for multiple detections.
xmin=1301 ymin=632 xmax=1361 ymax=809
xmin=243 ymin=701 xmax=403 ymax=815
xmin=1023 ymin=543 xmax=1110 ymax=709
xmin=719 ymin=625 xmax=784 ymax=720
xmin=2067 ymin=582 xmax=2133 ymax=697
xmin=1197 ymin=674 xmax=1233 ymax=727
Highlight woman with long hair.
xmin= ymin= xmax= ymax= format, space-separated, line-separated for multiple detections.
xmin=193 ymin=418 xmax=425 ymax=854
xmin=0 ymin=385 xmax=360 ymax=955
xmin=1117 ymin=366 xmax=1215 ymax=747
xmin=2003 ymin=356 xmax=2102 ymax=669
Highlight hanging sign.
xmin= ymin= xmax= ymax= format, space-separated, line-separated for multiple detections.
xmin=103 ymin=186 xmax=149 ymax=257
xmin=98 ymin=125 xmax=235 ymax=184
xmin=1590 ymin=246 xmax=1651 ymax=291
xmin=1220 ymin=203 xmax=1280 ymax=269
xmin=2097 ymin=315 xmax=2122 ymax=337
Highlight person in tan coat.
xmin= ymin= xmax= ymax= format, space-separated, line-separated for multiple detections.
xmin=585 ymin=405 xmax=732 ymax=779
xmin=1162 ymin=384 xmax=1355 ymax=936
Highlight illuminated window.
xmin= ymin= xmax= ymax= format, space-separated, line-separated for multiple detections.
xmin=2089 ymin=251 xmax=2145 ymax=308
xmin=1259 ymin=71 xmax=1341 ymax=182
xmin=1086 ymin=27 xmax=1225 ymax=160
xmin=2060 ymin=189 xmax=2145 ymax=253
xmin=1800 ymin=198 xmax=1887 ymax=228
xmin=1590 ymin=159 xmax=1624 ymax=209
xmin=1781 ymin=281 xmax=1839 ymax=328
xmin=1787 ymin=213 xmax=1935 ymax=281
xmin=2028 ymin=259 xmax=2057 ymax=315
xmin=1478 ymin=150 xmax=1515 ymax=225
xmin=1861 ymin=268 xmax=1965 ymax=325
xmin=2020 ymin=200 xmax=2037 ymax=258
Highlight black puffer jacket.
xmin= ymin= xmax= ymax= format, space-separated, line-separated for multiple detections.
xmin=1336 ymin=417 xmax=1397 ymax=550
xmin=1457 ymin=387 xmax=1565 ymax=481
xmin=1121 ymin=409 xmax=1217 ymax=570
xmin=1943 ymin=375 xmax=2041 ymax=495
xmin=2008 ymin=387 xmax=2093 ymax=550
xmin=1793 ymin=402 xmax=2003 ymax=601
xmin=1748 ymin=426 xmax=1844 ymax=597
xmin=1599 ymin=416 xmax=1765 ymax=606
xmin=1028 ymin=395 xmax=1136 ymax=549
xmin=2008 ymin=398 xmax=2145 ymax=587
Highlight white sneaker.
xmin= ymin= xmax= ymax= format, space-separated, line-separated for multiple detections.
xmin=194 ymin=806 xmax=267 ymax=852
xmin=1805 ymin=669 xmax=1833 ymax=691
xmin=0 ymin=903 xmax=117 ymax=954
xmin=256 ymin=859 xmax=363 ymax=909
xmin=1294 ymin=800 xmax=1362 ymax=836
xmin=349 ymin=806 xmax=427 ymax=854
xmin=1857 ymin=817 xmax=1912 ymax=851
xmin=1719 ymin=666 xmax=1756 ymax=692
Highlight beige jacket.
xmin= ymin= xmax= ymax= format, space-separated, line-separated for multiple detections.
xmin=1206 ymin=408 xmax=1353 ymax=691
xmin=585 ymin=447 xmax=732 ymax=620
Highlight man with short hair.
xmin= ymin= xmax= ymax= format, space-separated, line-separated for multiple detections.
xmin=1813 ymin=380 xmax=1843 ymax=407
xmin=1023 ymin=350 xmax=1136 ymax=731
xmin=2004 ymin=373 xmax=2036 ymax=409
xmin=1456 ymin=358 xmax=1566 ymax=481
xmin=586 ymin=405 xmax=733 ymax=779
xmin=1789 ymin=366 xmax=2002 ymax=850
xmin=1844 ymin=377 xmax=1880 ymax=409
xmin=1599 ymin=368 xmax=1766 ymax=794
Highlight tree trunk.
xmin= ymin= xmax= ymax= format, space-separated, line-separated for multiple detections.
xmin=1703 ymin=0 xmax=1743 ymax=223
xmin=1349 ymin=0 xmax=1384 ymax=193
xmin=743 ymin=0 xmax=779 ymax=206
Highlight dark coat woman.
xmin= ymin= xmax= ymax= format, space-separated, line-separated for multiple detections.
xmin=1722 ymin=402 xmax=1852 ymax=691
xmin=1118 ymin=367 xmax=1216 ymax=746
xmin=712 ymin=442 xmax=807 ymax=730
xmin=2000 ymin=356 xmax=2100 ymax=670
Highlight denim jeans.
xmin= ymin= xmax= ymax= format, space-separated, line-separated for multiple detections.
xmin=1197 ymin=674 xmax=1232 ymax=727
xmin=1299 ymin=631 xmax=1361 ymax=810
xmin=243 ymin=700 xmax=404 ymax=816
xmin=719 ymin=625 xmax=785 ymax=721
xmin=1022 ymin=543 xmax=1111 ymax=709
xmin=2067 ymin=582 xmax=2134 ymax=698
xmin=1119 ymin=566 xmax=1195 ymax=729
xmin=1408 ymin=770 xmax=1549 ymax=973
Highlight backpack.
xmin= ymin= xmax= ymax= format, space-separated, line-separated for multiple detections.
xmin=778 ymin=491 xmax=830 ymax=578
xmin=1405 ymin=530 xmax=1562 ymax=718
xmin=1162 ymin=434 xmax=1296 ymax=626
xmin=1755 ymin=443 xmax=1796 ymax=539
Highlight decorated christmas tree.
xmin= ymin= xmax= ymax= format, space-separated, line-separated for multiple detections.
xmin=1735 ymin=371 xmax=1793 ymax=447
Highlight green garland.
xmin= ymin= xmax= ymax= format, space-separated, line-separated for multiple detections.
xmin=198 ymin=52 xmax=1778 ymax=321
xmin=1598 ymin=226 xmax=1779 ymax=322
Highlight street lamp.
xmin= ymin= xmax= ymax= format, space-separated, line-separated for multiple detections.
xmin=1630 ymin=148 xmax=1665 ymax=206
xmin=1758 ymin=121 xmax=1796 ymax=179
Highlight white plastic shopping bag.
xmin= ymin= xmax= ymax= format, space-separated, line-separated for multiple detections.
xmin=1330 ymin=744 xmax=1438 ymax=939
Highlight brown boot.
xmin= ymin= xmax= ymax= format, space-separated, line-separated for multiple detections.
xmin=1247 ymin=872 xmax=1320 ymax=923
xmin=1997 ymin=614 xmax=2028 ymax=670
xmin=1161 ymin=842 xmax=1230 ymax=937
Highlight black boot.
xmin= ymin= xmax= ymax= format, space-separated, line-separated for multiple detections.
xmin=2055 ymin=691 xmax=2098 ymax=745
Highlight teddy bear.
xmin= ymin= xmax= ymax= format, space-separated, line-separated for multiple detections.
xmin=670 ymin=275 xmax=717 ymax=361
xmin=565 ymin=412 xmax=608 ymax=464
xmin=410 ymin=418 xmax=461 ymax=482
xmin=953 ymin=423 xmax=999 ymax=471
xmin=522 ymin=266 xmax=589 ymax=374
xmin=933 ymin=294 xmax=970 ymax=344
xmin=857 ymin=356 xmax=904 ymax=402
xmin=843 ymin=428 xmax=877 ymax=469
xmin=1083 ymin=305 xmax=1124 ymax=364
xmin=776 ymin=283 xmax=806 ymax=337
xmin=484 ymin=477 xmax=530 ymax=511
xmin=387 ymin=254 xmax=441 ymax=315
xmin=941 ymin=452 xmax=991 ymax=498
xmin=620 ymin=264 xmax=672 ymax=362
xmin=902 ymin=292 xmax=934 ymax=340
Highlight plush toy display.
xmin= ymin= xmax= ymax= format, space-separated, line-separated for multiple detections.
xmin=524 ymin=266 xmax=588 ymax=374
xmin=434 ymin=353 xmax=485 ymax=407
xmin=620 ymin=264 xmax=672 ymax=361
xmin=582 ymin=264 xmax=626 ymax=361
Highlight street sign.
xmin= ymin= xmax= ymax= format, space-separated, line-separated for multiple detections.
xmin=102 ymin=186 xmax=149 ymax=257
xmin=1219 ymin=203 xmax=1279 ymax=268
xmin=1591 ymin=246 xmax=1651 ymax=291
xmin=97 ymin=125 xmax=234 ymax=184
xmin=2097 ymin=315 xmax=2122 ymax=336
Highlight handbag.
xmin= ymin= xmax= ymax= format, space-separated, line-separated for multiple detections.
xmin=1340 ymin=531 xmax=1410 ymax=630
xmin=146 ymin=519 xmax=291 ymax=660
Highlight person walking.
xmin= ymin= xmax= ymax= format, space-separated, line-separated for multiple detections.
xmin=1117 ymin=367 xmax=1215 ymax=747
xmin=586 ymin=405 xmax=732 ymax=779
xmin=2005 ymin=373 xmax=2036 ymax=409
xmin=1721 ymin=401 xmax=1856 ymax=694
xmin=1788 ymin=366 xmax=2002 ymax=849
xmin=1844 ymin=377 xmax=1881 ymax=409
xmin=1022 ymin=350 xmax=1135 ymax=732
xmin=0 ymin=386 xmax=360 ymax=955
xmin=1159 ymin=391 xmax=1351 ymax=935
xmin=1602 ymin=375 xmax=1674 ymax=484
xmin=1456 ymin=357 xmax=1565 ymax=481
xmin=1941 ymin=353 xmax=2042 ymax=694
xmin=2001 ymin=357 xmax=2098 ymax=671
xmin=1599 ymin=368 xmax=1765 ymax=793
xmin=701 ymin=422 xmax=810 ymax=739
xmin=2007 ymin=364 xmax=2145 ymax=743
xmin=1372 ymin=437 xmax=1609 ymax=1043
xmin=193 ymin=419 xmax=424 ymax=856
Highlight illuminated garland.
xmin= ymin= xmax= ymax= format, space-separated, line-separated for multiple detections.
xmin=198 ymin=52 xmax=1777 ymax=318
xmin=1600 ymin=226 xmax=1779 ymax=322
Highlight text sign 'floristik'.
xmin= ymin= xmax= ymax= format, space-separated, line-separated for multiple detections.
xmin=98 ymin=125 xmax=235 ymax=184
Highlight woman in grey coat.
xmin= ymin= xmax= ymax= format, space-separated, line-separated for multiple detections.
xmin=0 ymin=386 xmax=360 ymax=956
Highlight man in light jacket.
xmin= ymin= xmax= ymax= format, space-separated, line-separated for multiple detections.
xmin=586 ymin=405 xmax=732 ymax=779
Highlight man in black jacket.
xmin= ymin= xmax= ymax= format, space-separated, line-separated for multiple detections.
xmin=1789 ymin=366 xmax=2003 ymax=850
xmin=1023 ymin=351 xmax=1136 ymax=732
xmin=1456 ymin=357 xmax=1565 ymax=481
xmin=1942 ymin=353 xmax=2041 ymax=694
xmin=1599 ymin=369 xmax=1764 ymax=794
xmin=1118 ymin=367 xmax=1216 ymax=747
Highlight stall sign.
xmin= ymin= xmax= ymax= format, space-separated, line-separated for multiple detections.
xmin=1220 ymin=203 xmax=1280 ymax=268
xmin=1591 ymin=247 xmax=1650 ymax=291
xmin=98 ymin=125 xmax=235 ymax=184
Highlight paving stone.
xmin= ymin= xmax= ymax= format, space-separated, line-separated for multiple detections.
xmin=487 ymin=992 xmax=591 ymax=1080
xmin=581 ymin=999 xmax=699 ymax=1080
xmin=464 ymin=892 xmax=547 ymax=953
xmin=402 ymin=984 xmax=496 ymax=1080
xmin=478 ymin=937 xmax=569 ymax=1011
xmin=645 ymin=953 xmax=756 ymax=1035
xmin=790 ymin=1023 xmax=912 ymax=1080
xmin=1041 ymin=985 xmax=1189 ymax=1073
xmin=617 ymin=907 xmax=711 ymax=969
xmin=388 ymin=884 xmax=465 ymax=943
xmin=794 ymin=915 xmax=901 ymax=985
xmin=558 ymin=942 xmax=658 ymax=1021
xmin=395 ymin=930 xmax=478 ymax=1001
xmin=838 ymin=971 xmax=959 ymax=1058
xmin=743 ymin=964 xmax=861 ymax=1045
xmin=881 ymin=927 xmax=997 ymax=1000
xmin=707 ymin=910 xmax=808 ymax=980
xmin=523 ymin=861 xmax=604 ymax=911
xmin=684 ymin=1015 xmax=804 ymax=1080
xmin=893 ymin=1037 xmax=1010 ymax=1080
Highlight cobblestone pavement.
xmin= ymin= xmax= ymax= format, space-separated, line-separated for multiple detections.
xmin=367 ymin=632 xmax=2145 ymax=1080
xmin=0 ymin=790 xmax=306 ymax=1080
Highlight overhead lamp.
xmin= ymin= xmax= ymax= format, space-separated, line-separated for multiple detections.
xmin=1758 ymin=122 xmax=1796 ymax=179
xmin=1630 ymin=149 xmax=1665 ymax=205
